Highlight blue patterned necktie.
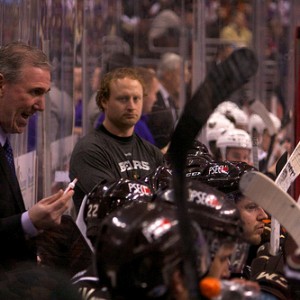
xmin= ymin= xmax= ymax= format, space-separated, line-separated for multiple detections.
xmin=3 ymin=139 xmax=16 ymax=174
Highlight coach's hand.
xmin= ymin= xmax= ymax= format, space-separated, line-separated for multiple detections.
xmin=28 ymin=190 xmax=73 ymax=230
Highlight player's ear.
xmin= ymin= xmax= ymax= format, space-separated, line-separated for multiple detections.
xmin=101 ymin=98 xmax=108 ymax=110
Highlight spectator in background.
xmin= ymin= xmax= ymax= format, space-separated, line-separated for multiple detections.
xmin=48 ymin=84 xmax=74 ymax=142
xmin=205 ymin=0 xmax=222 ymax=38
xmin=27 ymin=63 xmax=74 ymax=151
xmin=73 ymin=66 xmax=83 ymax=136
xmin=220 ymin=10 xmax=252 ymax=48
xmin=266 ymin=0 xmax=292 ymax=127
xmin=148 ymin=0 xmax=181 ymax=49
xmin=134 ymin=67 xmax=160 ymax=145
xmin=147 ymin=52 xmax=190 ymax=150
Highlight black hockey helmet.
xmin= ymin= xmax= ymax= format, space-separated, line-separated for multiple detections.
xmin=143 ymin=165 xmax=173 ymax=193
xmin=156 ymin=180 xmax=243 ymax=246
xmin=155 ymin=180 xmax=249 ymax=273
xmin=85 ymin=178 xmax=154 ymax=245
xmin=94 ymin=201 xmax=209 ymax=299
xmin=185 ymin=154 xmax=214 ymax=181
xmin=186 ymin=140 xmax=211 ymax=157
xmin=202 ymin=160 xmax=256 ymax=198
xmin=165 ymin=140 xmax=213 ymax=166
xmin=186 ymin=159 xmax=255 ymax=194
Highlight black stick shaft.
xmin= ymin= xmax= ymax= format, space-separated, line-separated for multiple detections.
xmin=167 ymin=48 xmax=258 ymax=299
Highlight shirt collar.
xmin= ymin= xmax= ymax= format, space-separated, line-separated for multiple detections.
xmin=0 ymin=126 xmax=8 ymax=147
xmin=159 ymin=83 xmax=170 ymax=100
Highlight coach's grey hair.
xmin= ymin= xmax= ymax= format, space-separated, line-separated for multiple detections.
xmin=156 ymin=52 xmax=182 ymax=79
xmin=0 ymin=41 xmax=51 ymax=83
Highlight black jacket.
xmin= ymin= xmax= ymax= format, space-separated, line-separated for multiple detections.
xmin=0 ymin=145 xmax=36 ymax=275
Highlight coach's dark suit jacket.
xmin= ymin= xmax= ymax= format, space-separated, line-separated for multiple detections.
xmin=147 ymin=91 xmax=178 ymax=149
xmin=0 ymin=145 xmax=36 ymax=274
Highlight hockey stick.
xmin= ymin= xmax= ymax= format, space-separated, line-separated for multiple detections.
xmin=269 ymin=142 xmax=300 ymax=255
xmin=248 ymin=99 xmax=277 ymax=172
xmin=275 ymin=141 xmax=300 ymax=191
xmin=239 ymin=170 xmax=300 ymax=248
xmin=248 ymin=99 xmax=277 ymax=137
xmin=275 ymin=151 xmax=289 ymax=178
xmin=167 ymin=48 xmax=258 ymax=299
xmin=270 ymin=151 xmax=288 ymax=255
xmin=251 ymin=129 xmax=260 ymax=170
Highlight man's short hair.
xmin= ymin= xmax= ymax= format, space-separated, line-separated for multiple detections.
xmin=96 ymin=67 xmax=146 ymax=111
xmin=0 ymin=41 xmax=51 ymax=83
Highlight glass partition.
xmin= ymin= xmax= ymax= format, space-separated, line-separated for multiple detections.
xmin=41 ymin=0 xmax=77 ymax=197
xmin=0 ymin=0 xmax=299 ymax=202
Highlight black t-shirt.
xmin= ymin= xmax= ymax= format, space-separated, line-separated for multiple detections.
xmin=70 ymin=125 xmax=164 ymax=212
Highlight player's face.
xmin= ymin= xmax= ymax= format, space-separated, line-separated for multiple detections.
xmin=102 ymin=77 xmax=143 ymax=136
xmin=0 ymin=66 xmax=50 ymax=134
xmin=208 ymin=242 xmax=235 ymax=279
xmin=236 ymin=196 xmax=268 ymax=245
xmin=226 ymin=147 xmax=252 ymax=165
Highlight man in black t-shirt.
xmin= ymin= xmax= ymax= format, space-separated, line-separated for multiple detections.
xmin=70 ymin=68 xmax=164 ymax=213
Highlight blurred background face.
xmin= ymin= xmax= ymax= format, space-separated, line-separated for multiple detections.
xmin=261 ymin=130 xmax=272 ymax=152
xmin=163 ymin=62 xmax=190 ymax=106
xmin=234 ymin=11 xmax=247 ymax=28
xmin=164 ymin=65 xmax=181 ymax=99
xmin=207 ymin=242 xmax=235 ymax=279
xmin=90 ymin=67 xmax=101 ymax=92
xmin=143 ymin=77 xmax=159 ymax=114
xmin=226 ymin=147 xmax=252 ymax=165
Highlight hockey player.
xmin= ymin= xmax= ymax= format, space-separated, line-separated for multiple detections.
xmin=216 ymin=128 xmax=253 ymax=165
xmin=72 ymin=175 xmax=255 ymax=299
xmin=76 ymin=177 xmax=154 ymax=250
xmin=72 ymin=201 xmax=209 ymax=300
xmin=205 ymin=111 xmax=235 ymax=160
xmin=214 ymin=100 xmax=249 ymax=131
xmin=197 ymin=159 xmax=290 ymax=300
xmin=156 ymin=179 xmax=247 ymax=280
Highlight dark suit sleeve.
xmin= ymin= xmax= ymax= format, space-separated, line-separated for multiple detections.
xmin=0 ymin=151 xmax=36 ymax=269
